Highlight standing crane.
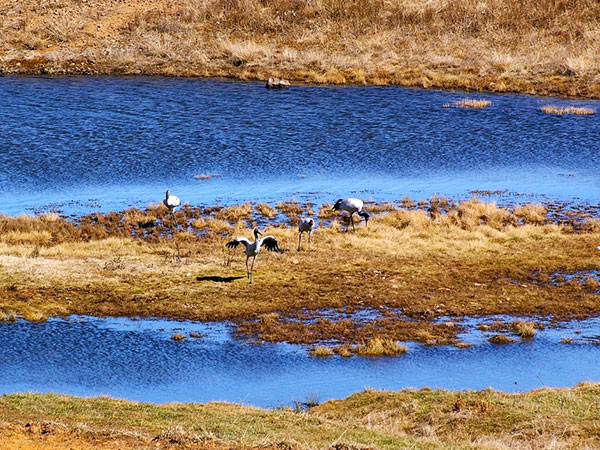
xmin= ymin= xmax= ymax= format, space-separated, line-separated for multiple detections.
xmin=332 ymin=198 xmax=370 ymax=232
xmin=297 ymin=218 xmax=314 ymax=251
xmin=163 ymin=189 xmax=181 ymax=213
xmin=226 ymin=228 xmax=281 ymax=283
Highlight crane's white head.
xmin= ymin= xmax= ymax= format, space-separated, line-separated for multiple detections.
xmin=332 ymin=199 xmax=343 ymax=211
xmin=254 ymin=228 xmax=263 ymax=238
xmin=309 ymin=219 xmax=314 ymax=227
xmin=165 ymin=189 xmax=170 ymax=199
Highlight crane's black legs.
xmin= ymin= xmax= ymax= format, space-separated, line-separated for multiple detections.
xmin=249 ymin=256 xmax=256 ymax=284
xmin=297 ymin=232 xmax=302 ymax=251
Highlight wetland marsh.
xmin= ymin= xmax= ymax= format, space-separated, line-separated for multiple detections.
xmin=2 ymin=77 xmax=600 ymax=448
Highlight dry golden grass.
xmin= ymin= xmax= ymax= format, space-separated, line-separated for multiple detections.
xmin=3 ymin=0 xmax=600 ymax=97
xmin=541 ymin=105 xmax=596 ymax=115
xmin=3 ymin=385 xmax=600 ymax=449
xmin=0 ymin=199 xmax=600 ymax=347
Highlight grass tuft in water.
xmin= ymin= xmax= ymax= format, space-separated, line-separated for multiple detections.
xmin=510 ymin=320 xmax=536 ymax=339
xmin=310 ymin=345 xmax=334 ymax=357
xmin=541 ymin=105 xmax=595 ymax=115
xmin=489 ymin=334 xmax=515 ymax=344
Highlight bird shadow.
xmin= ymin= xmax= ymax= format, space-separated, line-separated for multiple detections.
xmin=196 ymin=275 xmax=245 ymax=283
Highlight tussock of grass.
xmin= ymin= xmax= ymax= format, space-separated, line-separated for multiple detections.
xmin=513 ymin=203 xmax=547 ymax=225
xmin=0 ymin=311 xmax=17 ymax=323
xmin=541 ymin=105 xmax=595 ymax=115
xmin=214 ymin=203 xmax=252 ymax=222
xmin=454 ymin=98 xmax=492 ymax=108
xmin=509 ymin=320 xmax=536 ymax=339
xmin=333 ymin=345 xmax=352 ymax=357
xmin=170 ymin=333 xmax=184 ymax=341
xmin=276 ymin=200 xmax=303 ymax=224
xmin=310 ymin=345 xmax=334 ymax=357
xmin=583 ymin=276 xmax=600 ymax=291
xmin=256 ymin=203 xmax=278 ymax=219
xmin=21 ymin=310 xmax=48 ymax=323
xmin=489 ymin=334 xmax=515 ymax=344
xmin=355 ymin=338 xmax=407 ymax=356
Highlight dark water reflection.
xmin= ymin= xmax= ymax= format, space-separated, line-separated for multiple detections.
xmin=1 ymin=77 xmax=599 ymax=215
xmin=0 ymin=316 xmax=599 ymax=407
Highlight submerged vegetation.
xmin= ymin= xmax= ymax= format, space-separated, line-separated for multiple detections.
xmin=3 ymin=0 xmax=600 ymax=97
xmin=1 ymin=198 xmax=600 ymax=348
xmin=1 ymin=384 xmax=600 ymax=449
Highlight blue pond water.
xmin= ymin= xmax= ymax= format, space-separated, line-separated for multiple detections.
xmin=1 ymin=316 xmax=599 ymax=407
xmin=1 ymin=76 xmax=600 ymax=215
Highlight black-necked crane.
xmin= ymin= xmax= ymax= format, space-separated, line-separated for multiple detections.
xmin=226 ymin=228 xmax=281 ymax=283
xmin=163 ymin=189 xmax=181 ymax=213
xmin=297 ymin=217 xmax=314 ymax=251
xmin=332 ymin=198 xmax=370 ymax=232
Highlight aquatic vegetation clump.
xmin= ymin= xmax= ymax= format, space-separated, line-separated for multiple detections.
xmin=255 ymin=203 xmax=278 ymax=219
xmin=454 ymin=98 xmax=492 ymax=108
xmin=488 ymin=334 xmax=515 ymax=344
xmin=509 ymin=320 xmax=536 ymax=339
xmin=541 ymin=106 xmax=595 ymax=115
xmin=310 ymin=346 xmax=334 ymax=357
xmin=214 ymin=203 xmax=252 ymax=222
xmin=355 ymin=338 xmax=407 ymax=356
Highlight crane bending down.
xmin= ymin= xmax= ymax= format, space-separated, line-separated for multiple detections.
xmin=297 ymin=218 xmax=314 ymax=251
xmin=163 ymin=189 xmax=181 ymax=213
xmin=226 ymin=229 xmax=281 ymax=283
xmin=333 ymin=198 xmax=370 ymax=232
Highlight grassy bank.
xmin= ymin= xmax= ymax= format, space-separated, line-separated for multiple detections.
xmin=1 ymin=384 xmax=600 ymax=449
xmin=2 ymin=0 xmax=600 ymax=98
xmin=1 ymin=198 xmax=600 ymax=347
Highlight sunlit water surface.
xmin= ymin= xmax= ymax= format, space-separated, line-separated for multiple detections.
xmin=1 ymin=316 xmax=599 ymax=407
xmin=1 ymin=77 xmax=600 ymax=215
